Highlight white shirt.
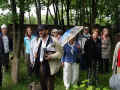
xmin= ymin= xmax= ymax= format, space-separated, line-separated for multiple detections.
xmin=30 ymin=37 xmax=41 ymax=64
xmin=2 ymin=35 xmax=9 ymax=53
xmin=40 ymin=37 xmax=49 ymax=62
xmin=30 ymin=36 xmax=56 ymax=64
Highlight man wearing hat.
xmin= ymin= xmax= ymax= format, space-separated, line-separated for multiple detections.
xmin=32 ymin=25 xmax=63 ymax=90
xmin=0 ymin=24 xmax=13 ymax=87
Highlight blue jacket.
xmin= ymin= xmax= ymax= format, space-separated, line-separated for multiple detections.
xmin=61 ymin=42 xmax=80 ymax=63
xmin=24 ymin=35 xmax=36 ymax=54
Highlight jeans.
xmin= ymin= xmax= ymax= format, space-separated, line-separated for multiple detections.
xmin=88 ymin=60 xmax=99 ymax=85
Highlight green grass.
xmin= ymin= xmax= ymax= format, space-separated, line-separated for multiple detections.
xmin=0 ymin=58 xmax=112 ymax=90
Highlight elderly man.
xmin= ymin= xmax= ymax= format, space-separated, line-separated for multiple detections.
xmin=51 ymin=28 xmax=58 ymax=37
xmin=0 ymin=24 xmax=13 ymax=87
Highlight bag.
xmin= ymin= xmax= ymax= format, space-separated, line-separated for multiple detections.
xmin=109 ymin=73 xmax=120 ymax=90
xmin=117 ymin=48 xmax=120 ymax=67
xmin=46 ymin=51 xmax=61 ymax=76
xmin=49 ymin=59 xmax=61 ymax=75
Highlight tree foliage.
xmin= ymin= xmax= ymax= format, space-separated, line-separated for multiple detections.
xmin=0 ymin=0 xmax=120 ymax=26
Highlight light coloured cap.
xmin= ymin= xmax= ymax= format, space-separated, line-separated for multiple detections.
xmin=1 ymin=24 xmax=7 ymax=29
xmin=52 ymin=29 xmax=58 ymax=32
xmin=84 ymin=27 xmax=89 ymax=30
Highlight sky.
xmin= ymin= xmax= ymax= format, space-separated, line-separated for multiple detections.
xmin=0 ymin=5 xmax=55 ymax=17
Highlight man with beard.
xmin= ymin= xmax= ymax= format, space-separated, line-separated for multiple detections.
xmin=32 ymin=25 xmax=63 ymax=90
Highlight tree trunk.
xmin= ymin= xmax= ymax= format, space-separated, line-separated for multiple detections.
xmin=48 ymin=8 xmax=55 ymax=21
xmin=46 ymin=0 xmax=50 ymax=24
xmin=53 ymin=0 xmax=59 ymax=25
xmin=29 ymin=12 xmax=31 ymax=24
xmin=66 ymin=0 xmax=70 ymax=26
xmin=60 ymin=0 xmax=64 ymax=25
xmin=10 ymin=0 xmax=25 ymax=84
xmin=91 ymin=0 xmax=97 ymax=26
xmin=18 ymin=0 xmax=25 ymax=60
xmin=35 ymin=0 xmax=41 ymax=25
xmin=79 ymin=0 xmax=82 ymax=25
xmin=116 ymin=5 xmax=120 ymax=32
xmin=10 ymin=0 xmax=18 ymax=84
xmin=82 ymin=0 xmax=85 ymax=25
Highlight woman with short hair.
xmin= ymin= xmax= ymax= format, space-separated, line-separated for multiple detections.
xmin=84 ymin=29 xmax=101 ymax=85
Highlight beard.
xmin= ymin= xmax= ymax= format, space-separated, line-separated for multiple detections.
xmin=42 ymin=32 xmax=48 ymax=38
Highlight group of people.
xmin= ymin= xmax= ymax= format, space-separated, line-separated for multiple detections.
xmin=24 ymin=25 xmax=112 ymax=90
xmin=0 ymin=24 xmax=113 ymax=90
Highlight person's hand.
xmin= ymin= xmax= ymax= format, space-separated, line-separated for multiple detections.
xmin=79 ymin=26 xmax=84 ymax=30
xmin=112 ymin=66 xmax=114 ymax=70
xmin=31 ymin=61 xmax=35 ymax=66
xmin=34 ymin=53 xmax=37 ymax=59
xmin=45 ymin=55 xmax=52 ymax=61
xmin=61 ymin=62 xmax=64 ymax=67
xmin=77 ymin=45 xmax=80 ymax=49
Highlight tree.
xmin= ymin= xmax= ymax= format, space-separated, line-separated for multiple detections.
xmin=35 ymin=0 xmax=42 ymax=24
xmin=66 ymin=0 xmax=71 ymax=26
xmin=10 ymin=0 xmax=18 ymax=84
xmin=10 ymin=0 xmax=26 ymax=84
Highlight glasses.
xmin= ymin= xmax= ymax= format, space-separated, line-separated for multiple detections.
xmin=52 ymin=32 xmax=57 ymax=33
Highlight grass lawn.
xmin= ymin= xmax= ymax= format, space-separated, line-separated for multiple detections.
xmin=0 ymin=58 xmax=112 ymax=90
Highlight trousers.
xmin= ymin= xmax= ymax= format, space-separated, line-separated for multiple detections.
xmin=87 ymin=60 xmax=99 ymax=85
xmin=63 ymin=62 xmax=79 ymax=89
xmin=25 ymin=54 xmax=33 ymax=76
xmin=34 ymin=58 xmax=54 ymax=90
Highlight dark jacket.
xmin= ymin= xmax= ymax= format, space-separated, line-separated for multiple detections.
xmin=0 ymin=37 xmax=4 ymax=54
xmin=0 ymin=35 xmax=13 ymax=54
xmin=84 ymin=38 xmax=101 ymax=65
xmin=33 ymin=36 xmax=53 ymax=75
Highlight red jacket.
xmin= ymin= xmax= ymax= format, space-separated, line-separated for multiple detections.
xmin=117 ymin=48 xmax=120 ymax=67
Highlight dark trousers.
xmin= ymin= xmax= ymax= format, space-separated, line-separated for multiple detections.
xmin=0 ymin=53 xmax=9 ymax=87
xmin=25 ymin=54 xmax=33 ymax=76
xmin=80 ymin=54 xmax=88 ymax=70
xmin=101 ymin=58 xmax=109 ymax=73
xmin=34 ymin=59 xmax=54 ymax=90
xmin=39 ymin=64 xmax=54 ymax=90
xmin=0 ymin=64 xmax=2 ymax=87
xmin=87 ymin=60 xmax=99 ymax=85
xmin=3 ymin=53 xmax=9 ymax=71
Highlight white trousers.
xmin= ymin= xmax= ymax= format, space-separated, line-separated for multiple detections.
xmin=63 ymin=62 xmax=79 ymax=89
